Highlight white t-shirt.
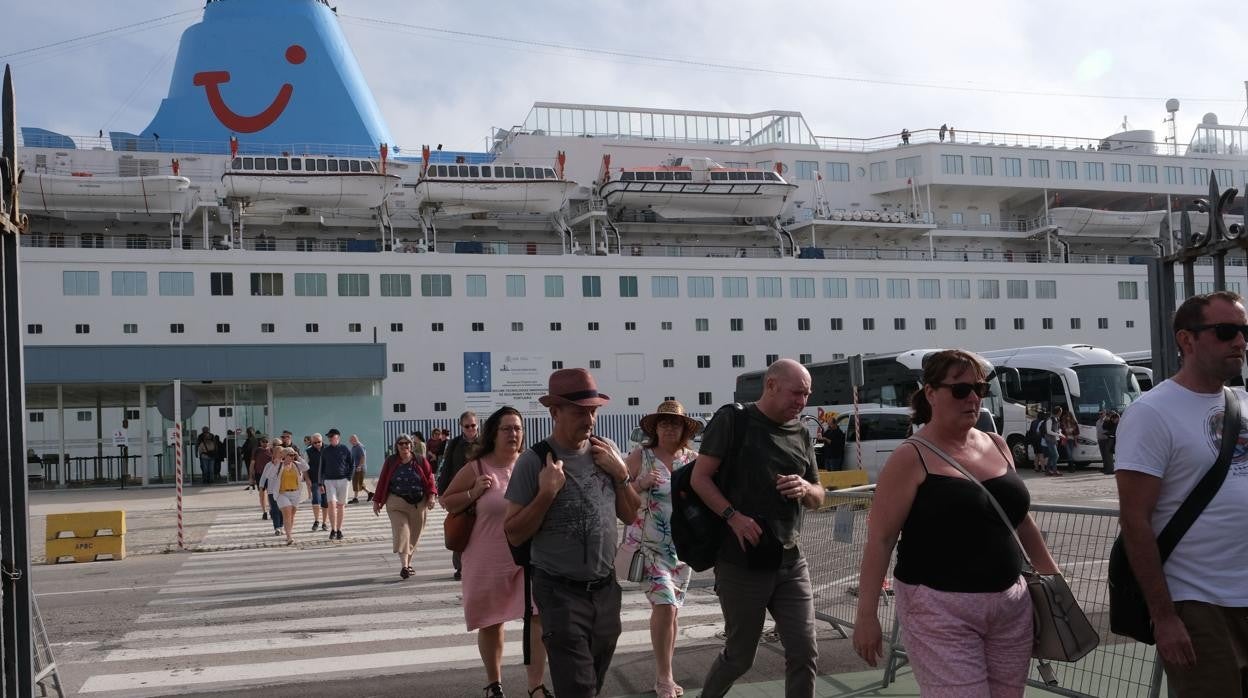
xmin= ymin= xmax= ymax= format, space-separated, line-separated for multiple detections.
xmin=1115 ymin=379 xmax=1248 ymax=606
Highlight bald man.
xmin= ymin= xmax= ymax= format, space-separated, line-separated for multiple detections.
xmin=692 ymin=358 xmax=824 ymax=697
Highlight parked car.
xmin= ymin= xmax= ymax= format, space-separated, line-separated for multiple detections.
xmin=824 ymin=406 xmax=997 ymax=483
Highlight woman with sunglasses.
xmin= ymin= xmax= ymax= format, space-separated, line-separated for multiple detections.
xmin=373 ymin=433 xmax=437 ymax=579
xmin=853 ymin=349 xmax=1059 ymax=696
xmin=270 ymin=447 xmax=311 ymax=545
xmin=442 ymin=407 xmax=553 ymax=698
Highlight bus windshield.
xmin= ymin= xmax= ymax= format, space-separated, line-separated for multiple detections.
xmin=1072 ymin=364 xmax=1141 ymax=425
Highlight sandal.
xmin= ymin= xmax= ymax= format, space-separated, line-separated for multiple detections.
xmin=399 ymin=567 xmax=412 ymax=579
xmin=484 ymin=681 xmax=505 ymax=698
xmin=527 ymin=686 xmax=554 ymax=698
xmin=655 ymin=679 xmax=682 ymax=698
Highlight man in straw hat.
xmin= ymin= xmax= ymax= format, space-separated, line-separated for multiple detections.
xmin=505 ymin=368 xmax=640 ymax=697
xmin=692 ymin=358 xmax=824 ymax=697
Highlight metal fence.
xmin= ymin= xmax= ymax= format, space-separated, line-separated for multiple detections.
xmin=803 ymin=490 xmax=1166 ymax=697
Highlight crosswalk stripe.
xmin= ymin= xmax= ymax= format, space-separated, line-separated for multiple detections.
xmin=159 ymin=566 xmax=449 ymax=594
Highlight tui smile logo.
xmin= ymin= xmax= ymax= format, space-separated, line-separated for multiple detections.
xmin=192 ymin=44 xmax=306 ymax=133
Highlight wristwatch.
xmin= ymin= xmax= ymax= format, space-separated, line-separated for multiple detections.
xmin=615 ymin=474 xmax=633 ymax=489
xmin=721 ymin=505 xmax=736 ymax=520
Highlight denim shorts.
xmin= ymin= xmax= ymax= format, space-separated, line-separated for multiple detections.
xmin=309 ymin=488 xmax=326 ymax=506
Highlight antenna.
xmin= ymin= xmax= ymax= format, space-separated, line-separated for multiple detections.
xmin=1164 ymin=98 xmax=1180 ymax=155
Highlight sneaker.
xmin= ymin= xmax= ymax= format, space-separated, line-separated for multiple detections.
xmin=311 ymin=522 xmax=320 ymax=532
xmin=348 ymin=497 xmax=359 ymax=504
xmin=336 ymin=530 xmax=344 ymax=540
xmin=262 ymin=511 xmax=268 ymax=520
xmin=453 ymin=570 xmax=462 ymax=581
xmin=273 ymin=529 xmax=281 ymax=536
xmin=483 ymin=681 xmax=505 ymax=698
xmin=329 ymin=529 xmax=336 ymax=540
xmin=366 ymin=491 xmax=374 ymax=502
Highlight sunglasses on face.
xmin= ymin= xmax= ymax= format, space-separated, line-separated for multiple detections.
xmin=396 ymin=441 xmax=412 ymax=447
xmin=1189 ymin=323 xmax=1248 ymax=342
xmin=934 ymin=382 xmax=993 ymax=399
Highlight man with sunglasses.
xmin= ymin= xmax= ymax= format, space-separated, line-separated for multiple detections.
xmin=1116 ymin=291 xmax=1248 ymax=697
xmin=437 ymin=411 xmax=479 ymax=580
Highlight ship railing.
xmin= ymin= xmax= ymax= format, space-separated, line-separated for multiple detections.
xmin=812 ymin=128 xmax=1177 ymax=155
xmin=18 ymin=133 xmax=388 ymax=158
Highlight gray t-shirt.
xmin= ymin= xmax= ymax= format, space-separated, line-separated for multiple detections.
xmin=351 ymin=444 xmax=366 ymax=473
xmin=505 ymin=437 xmax=621 ymax=581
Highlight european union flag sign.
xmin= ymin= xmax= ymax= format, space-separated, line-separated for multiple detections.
xmin=463 ymin=352 xmax=492 ymax=393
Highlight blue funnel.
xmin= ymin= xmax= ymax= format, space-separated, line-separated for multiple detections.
xmin=141 ymin=0 xmax=393 ymax=154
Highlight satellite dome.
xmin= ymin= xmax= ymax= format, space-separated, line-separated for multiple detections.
xmin=1202 ymin=112 xmax=1219 ymax=125
xmin=1165 ymin=98 xmax=1180 ymax=113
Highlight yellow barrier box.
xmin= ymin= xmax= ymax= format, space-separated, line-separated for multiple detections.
xmin=46 ymin=536 xmax=125 ymax=563
xmin=819 ymin=471 xmax=870 ymax=510
xmin=46 ymin=511 xmax=126 ymax=541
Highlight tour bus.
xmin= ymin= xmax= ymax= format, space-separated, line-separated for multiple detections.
xmin=1115 ymin=350 xmax=1156 ymax=391
xmin=979 ymin=344 xmax=1143 ymax=467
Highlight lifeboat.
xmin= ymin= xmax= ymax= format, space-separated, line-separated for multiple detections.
xmin=20 ymin=172 xmax=193 ymax=216
xmin=596 ymin=155 xmax=798 ymax=220
xmin=407 ymin=146 xmax=577 ymax=215
xmin=1048 ymin=207 xmax=1168 ymax=237
xmin=222 ymin=154 xmax=400 ymax=209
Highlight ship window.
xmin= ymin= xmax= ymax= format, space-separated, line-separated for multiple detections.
xmin=327 ymin=159 xmax=339 ymax=172
xmin=243 ymin=157 xmax=254 ymax=169
xmin=766 ymin=172 xmax=781 ymax=181
xmin=488 ymin=166 xmax=499 ymax=177
xmin=338 ymin=159 xmax=349 ymax=171
xmin=290 ymin=158 xmax=301 ymax=171
xmin=231 ymin=157 xmax=242 ymax=169
xmin=656 ymin=171 xmax=674 ymax=181
xmin=469 ymin=166 xmax=479 ymax=177
xmin=266 ymin=157 xmax=277 ymax=170
xmin=710 ymin=172 xmax=726 ymax=181
xmin=534 ymin=168 xmax=545 ymax=179
xmin=729 ymin=171 xmax=746 ymax=181
xmin=504 ymin=166 xmax=516 ymax=177
xmin=675 ymin=171 xmax=692 ymax=181
xmin=622 ymin=172 xmax=636 ymax=181
xmin=277 ymin=158 xmax=288 ymax=170
xmin=636 ymin=171 xmax=655 ymax=181
xmin=347 ymin=160 xmax=358 ymax=173
xmin=524 ymin=167 xmax=535 ymax=178
xmin=315 ymin=159 xmax=327 ymax=172
xmin=362 ymin=161 xmax=374 ymax=172
xmin=747 ymin=171 xmax=764 ymax=181
xmin=544 ymin=168 xmax=557 ymax=178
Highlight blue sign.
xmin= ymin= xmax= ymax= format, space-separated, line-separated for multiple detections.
xmin=463 ymin=352 xmax=492 ymax=393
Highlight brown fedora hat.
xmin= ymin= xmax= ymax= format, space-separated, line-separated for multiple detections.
xmin=538 ymin=368 xmax=611 ymax=407
xmin=639 ymin=399 xmax=702 ymax=436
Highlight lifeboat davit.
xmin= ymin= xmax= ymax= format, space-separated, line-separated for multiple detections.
xmin=222 ymin=154 xmax=399 ymax=209
xmin=596 ymin=156 xmax=798 ymax=220
xmin=20 ymin=171 xmax=193 ymax=215
xmin=407 ymin=146 xmax=576 ymax=215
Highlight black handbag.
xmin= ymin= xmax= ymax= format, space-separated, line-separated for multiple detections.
xmin=1107 ymin=387 xmax=1239 ymax=644
xmin=909 ymin=435 xmax=1100 ymax=666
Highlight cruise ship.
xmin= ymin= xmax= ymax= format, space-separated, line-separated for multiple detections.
xmin=14 ymin=0 xmax=1247 ymax=486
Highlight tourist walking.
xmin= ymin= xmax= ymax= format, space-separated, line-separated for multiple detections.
xmin=1116 ymin=291 xmax=1248 ymax=697
xmin=306 ymin=433 xmax=327 ymax=531
xmin=195 ymin=425 xmax=217 ymax=484
xmin=1043 ymin=408 xmax=1064 ymax=476
xmin=853 ymin=349 xmax=1059 ymax=696
xmin=623 ymin=400 xmax=700 ymax=698
xmin=504 ymin=368 xmax=639 ymax=697
xmin=691 ymin=359 xmax=823 ymax=698
xmin=442 ymin=407 xmax=553 ymax=698
xmin=348 ymin=434 xmax=372 ymax=503
xmin=373 ymin=434 xmax=437 ymax=579
xmin=251 ymin=436 xmax=272 ymax=518
xmin=439 ymin=411 xmax=480 ymax=580
xmin=320 ymin=428 xmax=354 ymax=540
xmin=270 ymin=447 xmax=312 ymax=545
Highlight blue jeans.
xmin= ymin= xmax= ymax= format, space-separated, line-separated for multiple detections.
xmin=268 ymin=495 xmax=283 ymax=530
xmin=199 ymin=455 xmax=214 ymax=484
xmin=1044 ymin=444 xmax=1059 ymax=474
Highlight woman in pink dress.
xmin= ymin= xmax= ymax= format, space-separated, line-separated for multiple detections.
xmin=442 ymin=406 xmax=551 ymax=698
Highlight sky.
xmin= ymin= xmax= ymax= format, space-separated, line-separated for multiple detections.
xmin=1 ymin=1 xmax=1244 ymax=153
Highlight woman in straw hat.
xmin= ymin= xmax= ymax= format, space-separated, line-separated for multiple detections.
xmin=622 ymin=400 xmax=701 ymax=698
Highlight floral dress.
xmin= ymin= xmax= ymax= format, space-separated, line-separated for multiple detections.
xmin=622 ymin=447 xmax=695 ymax=606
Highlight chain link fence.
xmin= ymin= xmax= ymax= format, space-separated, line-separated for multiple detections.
xmin=803 ymin=490 xmax=1166 ymax=697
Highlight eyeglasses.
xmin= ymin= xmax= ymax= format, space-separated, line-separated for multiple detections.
xmin=933 ymin=382 xmax=992 ymax=399
xmin=498 ymin=425 xmax=523 ymax=433
xmin=1188 ymin=323 xmax=1248 ymax=342
xmin=396 ymin=441 xmax=412 ymax=447
xmin=461 ymin=423 xmax=478 ymax=430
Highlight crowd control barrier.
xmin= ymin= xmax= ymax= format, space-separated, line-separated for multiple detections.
xmin=45 ymin=511 xmax=126 ymax=564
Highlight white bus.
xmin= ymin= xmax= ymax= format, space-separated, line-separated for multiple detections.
xmin=980 ymin=344 xmax=1143 ymax=467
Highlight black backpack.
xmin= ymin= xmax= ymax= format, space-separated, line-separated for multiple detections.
xmin=1027 ymin=417 xmax=1044 ymax=448
xmin=670 ymin=403 xmax=749 ymax=572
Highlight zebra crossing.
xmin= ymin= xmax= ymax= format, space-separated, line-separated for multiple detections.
xmin=66 ymin=502 xmax=734 ymax=696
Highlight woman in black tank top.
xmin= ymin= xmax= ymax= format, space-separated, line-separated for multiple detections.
xmin=851 ymin=350 xmax=1060 ymax=696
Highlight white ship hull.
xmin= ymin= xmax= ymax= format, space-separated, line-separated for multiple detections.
xmin=598 ymin=180 xmax=797 ymax=220
xmin=222 ymin=172 xmax=399 ymax=209
xmin=411 ymin=179 xmax=575 ymax=215
xmin=20 ymin=173 xmax=193 ymax=216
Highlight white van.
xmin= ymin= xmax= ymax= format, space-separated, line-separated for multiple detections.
xmin=828 ymin=406 xmax=997 ymax=483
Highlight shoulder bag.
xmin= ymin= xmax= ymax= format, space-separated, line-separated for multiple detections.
xmin=908 ymin=434 xmax=1100 ymax=667
xmin=443 ymin=460 xmax=479 ymax=552
xmin=1107 ymin=387 xmax=1239 ymax=644
xmin=615 ymin=451 xmax=655 ymax=583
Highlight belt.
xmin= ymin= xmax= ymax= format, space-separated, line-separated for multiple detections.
xmin=535 ymin=569 xmax=615 ymax=592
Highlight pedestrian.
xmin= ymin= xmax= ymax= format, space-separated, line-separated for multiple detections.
xmin=1101 ymin=411 xmax=1118 ymax=474
xmin=213 ymin=431 xmax=228 ymax=483
xmin=948 ymin=126 xmax=955 ymax=142
xmin=442 ymin=407 xmax=553 ymax=698
xmin=691 ymin=359 xmax=824 ymax=697
xmin=1060 ymin=408 xmax=1080 ymax=471
xmin=623 ymin=400 xmax=700 ymax=698
xmin=320 ymin=429 xmax=354 ymax=540
xmin=251 ymin=436 xmax=273 ymax=520
xmin=427 ymin=428 xmax=447 ymax=462
xmin=439 ymin=411 xmax=481 ymax=580
xmin=241 ymin=427 xmax=257 ymax=489
xmin=1028 ymin=410 xmax=1049 ymax=472
xmin=412 ymin=431 xmax=428 ymax=460
xmin=257 ymin=444 xmax=289 ymax=537
xmin=1044 ymin=407 xmax=1064 ymax=476
xmin=900 ymin=128 xmax=910 ymax=145
xmin=939 ymin=123 xmax=948 ymax=142
xmin=818 ymin=420 xmax=845 ymax=471
xmin=853 ymin=349 xmax=1060 ymax=696
xmin=1115 ymin=291 xmax=1248 ymax=696
xmin=503 ymin=368 xmax=639 ymax=697
xmin=195 ymin=426 xmax=216 ymax=484
xmin=373 ymin=433 xmax=437 ymax=579
xmin=348 ymin=434 xmax=372 ymax=503
xmin=270 ymin=447 xmax=312 ymax=545
xmin=306 ymin=433 xmax=328 ymax=532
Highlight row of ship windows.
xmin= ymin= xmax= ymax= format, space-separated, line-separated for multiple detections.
xmin=393 ymin=392 xmax=715 ymax=413
xmin=229 ymin=157 xmax=378 ymax=174
xmin=67 ymin=271 xmax=1157 ymax=301
xmin=617 ymin=170 xmax=785 ymax=182
xmin=424 ymin=164 xmax=559 ymax=180
xmin=791 ymin=157 xmax=1239 ymax=187
xmin=30 ymin=315 xmax=1133 ymax=337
